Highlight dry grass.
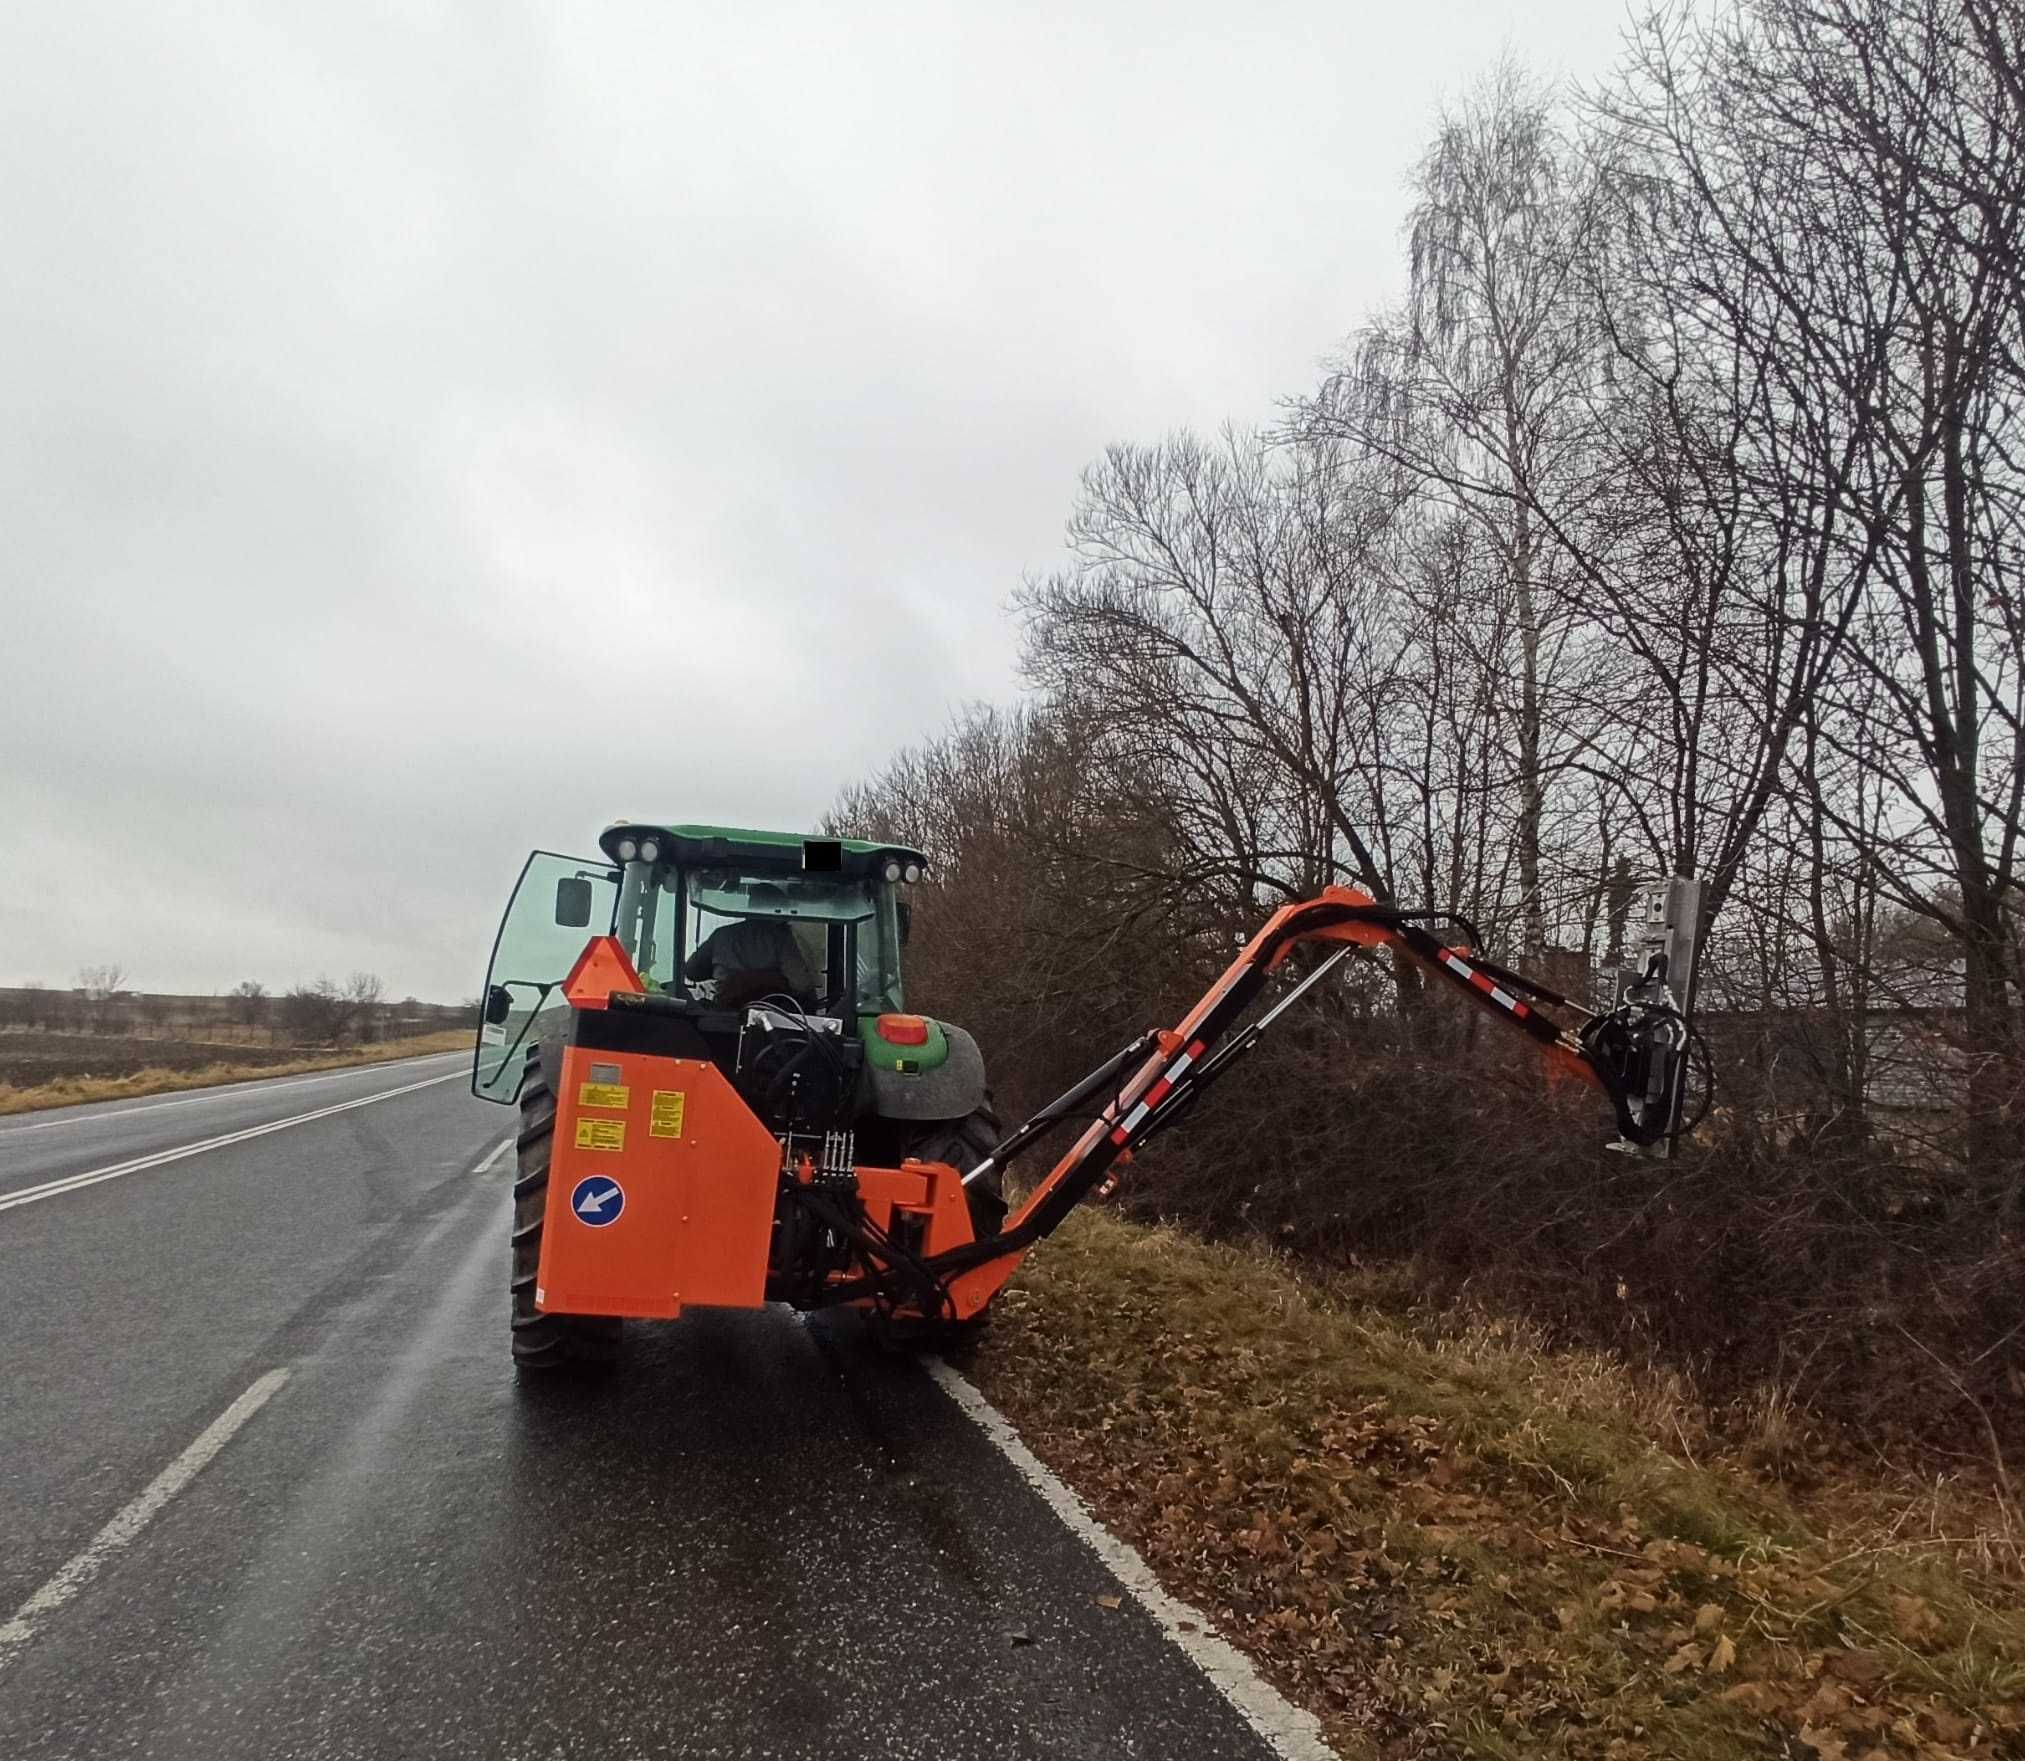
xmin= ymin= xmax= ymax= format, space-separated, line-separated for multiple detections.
xmin=965 ymin=1208 xmax=2025 ymax=1760
xmin=0 ymin=1031 xmax=469 ymax=1117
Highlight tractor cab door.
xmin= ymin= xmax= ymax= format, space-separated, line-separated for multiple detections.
xmin=472 ymin=850 xmax=619 ymax=1103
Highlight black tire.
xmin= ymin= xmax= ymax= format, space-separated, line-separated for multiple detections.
xmin=904 ymin=1101 xmax=1005 ymax=1239
xmin=510 ymin=1064 xmax=622 ymax=1376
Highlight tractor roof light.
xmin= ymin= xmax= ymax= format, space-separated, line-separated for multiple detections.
xmin=902 ymin=862 xmax=921 ymax=884
xmin=882 ymin=859 xmax=902 ymax=883
xmin=639 ymin=839 xmax=660 ymax=863
xmin=876 ymin=1013 xmax=930 ymax=1046
xmin=616 ymin=837 xmax=638 ymax=861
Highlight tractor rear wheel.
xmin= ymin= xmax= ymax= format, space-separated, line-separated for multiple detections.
xmin=510 ymin=1064 xmax=622 ymax=1375
xmin=905 ymin=1102 xmax=1005 ymax=1239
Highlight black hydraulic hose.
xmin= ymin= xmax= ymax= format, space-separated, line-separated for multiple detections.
xmin=1386 ymin=907 xmax=1488 ymax=952
xmin=922 ymin=950 xmax=1290 ymax=1277
xmin=792 ymin=1183 xmax=951 ymax=1320
xmin=1460 ymin=952 xmax=1582 ymax=1011
xmin=1678 ymin=1017 xmax=1715 ymax=1134
xmin=963 ymin=1033 xmax=1157 ymax=1179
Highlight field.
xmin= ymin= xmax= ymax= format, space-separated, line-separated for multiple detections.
xmin=0 ymin=1028 xmax=471 ymax=1116
xmin=0 ymin=1030 xmax=330 ymax=1088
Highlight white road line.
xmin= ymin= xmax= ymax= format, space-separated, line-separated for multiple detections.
xmin=0 ymin=1368 xmax=290 ymax=1667
xmin=924 ymin=1359 xmax=1339 ymax=1761
xmin=471 ymin=1134 xmax=515 ymax=1175
xmin=0 ymin=1052 xmax=466 ymax=1136
xmin=0 ymin=1070 xmax=466 ymax=1215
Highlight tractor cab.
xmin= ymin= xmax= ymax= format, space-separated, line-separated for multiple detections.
xmin=617 ymin=834 xmax=914 ymax=1018
xmin=474 ymin=824 xmax=937 ymax=1127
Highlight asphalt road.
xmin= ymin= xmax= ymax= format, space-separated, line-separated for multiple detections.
xmin=0 ymin=1055 xmax=1297 ymax=1759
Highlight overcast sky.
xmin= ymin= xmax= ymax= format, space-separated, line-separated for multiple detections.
xmin=2 ymin=0 xmax=1628 ymax=1003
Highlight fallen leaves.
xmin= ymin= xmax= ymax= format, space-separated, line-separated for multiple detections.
xmin=1889 ymin=1593 xmax=1944 ymax=1649
xmin=966 ymin=1208 xmax=2025 ymax=1761
xmin=1822 ymin=1646 xmax=1892 ymax=1691
xmin=1722 ymin=1680 xmax=1781 ymax=1713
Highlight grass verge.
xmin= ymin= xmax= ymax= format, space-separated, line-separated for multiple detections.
xmin=0 ymin=1030 xmax=470 ymax=1117
xmin=964 ymin=1208 xmax=2024 ymax=1760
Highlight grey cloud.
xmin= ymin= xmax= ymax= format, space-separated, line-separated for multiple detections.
xmin=2 ymin=0 xmax=1625 ymax=1001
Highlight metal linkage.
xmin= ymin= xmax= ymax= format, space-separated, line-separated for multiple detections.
xmin=829 ymin=885 xmax=1705 ymax=1314
xmin=956 ymin=1033 xmax=1157 ymax=1191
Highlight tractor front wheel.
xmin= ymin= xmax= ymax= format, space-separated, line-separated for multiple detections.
xmin=509 ymin=1064 xmax=622 ymax=1375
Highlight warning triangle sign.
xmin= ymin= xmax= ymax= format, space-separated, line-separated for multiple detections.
xmin=561 ymin=936 xmax=646 ymax=1010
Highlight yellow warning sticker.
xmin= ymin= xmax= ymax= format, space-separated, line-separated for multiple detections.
xmin=574 ymin=1117 xmax=626 ymax=1153
xmin=649 ymin=1090 xmax=687 ymax=1138
xmin=578 ymin=1081 xmax=629 ymax=1111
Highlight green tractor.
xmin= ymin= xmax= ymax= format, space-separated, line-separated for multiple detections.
xmin=473 ymin=824 xmax=1000 ymax=1370
xmin=472 ymin=823 xmax=1697 ymax=1378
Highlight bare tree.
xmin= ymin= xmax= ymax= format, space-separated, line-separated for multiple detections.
xmin=342 ymin=972 xmax=386 ymax=1043
xmin=1023 ymin=432 xmax=1404 ymax=903
xmin=827 ymin=703 xmax=1179 ymax=1100
xmin=73 ymin=963 xmax=128 ymax=1002
xmin=280 ymin=973 xmax=387 ymax=1046
xmin=1591 ymin=0 xmax=2024 ymax=1187
xmin=229 ymin=980 xmax=268 ymax=1029
xmin=1299 ymin=61 xmax=1608 ymax=958
xmin=73 ymin=963 xmax=131 ymax=1035
xmin=822 ymin=5 xmax=2025 ymax=1455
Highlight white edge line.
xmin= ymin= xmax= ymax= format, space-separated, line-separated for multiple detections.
xmin=0 ymin=1070 xmax=466 ymax=1215
xmin=0 ymin=1367 xmax=291 ymax=1665
xmin=923 ymin=1358 xmax=1339 ymax=1761
xmin=0 ymin=1051 xmax=466 ymax=1135
xmin=472 ymin=1134 xmax=515 ymax=1174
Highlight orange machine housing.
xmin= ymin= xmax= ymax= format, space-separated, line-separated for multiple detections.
xmin=537 ymin=1043 xmax=979 ymax=1320
xmin=537 ymin=1046 xmax=780 ymax=1318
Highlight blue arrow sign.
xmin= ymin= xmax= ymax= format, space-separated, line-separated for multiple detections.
xmin=570 ymin=1176 xmax=625 ymax=1227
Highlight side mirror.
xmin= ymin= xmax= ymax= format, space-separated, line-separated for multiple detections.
xmin=554 ymin=876 xmax=594 ymax=928
xmin=484 ymin=984 xmax=513 ymax=1026
xmin=896 ymin=901 xmax=912 ymax=946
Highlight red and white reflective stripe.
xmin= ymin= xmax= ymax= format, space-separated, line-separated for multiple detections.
xmin=1107 ymin=1040 xmax=1209 ymax=1145
xmin=1439 ymin=950 xmax=1530 ymax=1020
xmin=1141 ymin=1041 xmax=1205 ymax=1109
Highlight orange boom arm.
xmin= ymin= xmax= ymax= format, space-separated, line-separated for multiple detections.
xmin=820 ymin=885 xmax=1691 ymax=1322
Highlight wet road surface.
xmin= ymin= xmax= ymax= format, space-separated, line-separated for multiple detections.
xmin=0 ymin=1056 xmax=1298 ymax=1758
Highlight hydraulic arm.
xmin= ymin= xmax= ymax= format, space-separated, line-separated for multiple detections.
xmin=831 ymin=884 xmax=1695 ymax=1324
xmin=510 ymin=865 xmax=1698 ymax=1346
